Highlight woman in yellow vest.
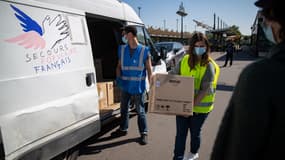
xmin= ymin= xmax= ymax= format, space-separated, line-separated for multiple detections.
xmin=171 ymin=32 xmax=220 ymax=160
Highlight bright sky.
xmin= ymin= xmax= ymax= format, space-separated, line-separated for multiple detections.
xmin=123 ymin=0 xmax=259 ymax=35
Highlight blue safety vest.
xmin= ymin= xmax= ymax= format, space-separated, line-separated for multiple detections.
xmin=119 ymin=44 xmax=149 ymax=94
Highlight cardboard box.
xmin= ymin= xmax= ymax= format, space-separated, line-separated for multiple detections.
xmin=106 ymin=81 xmax=114 ymax=105
xmin=149 ymin=73 xmax=194 ymax=116
xmin=97 ymin=82 xmax=108 ymax=109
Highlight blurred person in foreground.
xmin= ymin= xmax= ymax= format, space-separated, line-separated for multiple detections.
xmin=170 ymin=32 xmax=220 ymax=160
xmin=211 ymin=0 xmax=285 ymax=159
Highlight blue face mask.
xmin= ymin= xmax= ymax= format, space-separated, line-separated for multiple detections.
xmin=261 ymin=24 xmax=276 ymax=44
xmin=122 ymin=36 xmax=128 ymax=44
xmin=194 ymin=47 xmax=206 ymax=56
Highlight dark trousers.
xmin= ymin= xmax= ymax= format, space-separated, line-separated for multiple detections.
xmin=173 ymin=113 xmax=209 ymax=160
xmin=120 ymin=91 xmax=148 ymax=134
xmin=223 ymin=52 xmax=233 ymax=67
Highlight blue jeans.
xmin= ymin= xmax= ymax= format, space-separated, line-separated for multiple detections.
xmin=119 ymin=91 xmax=148 ymax=134
xmin=173 ymin=112 xmax=209 ymax=160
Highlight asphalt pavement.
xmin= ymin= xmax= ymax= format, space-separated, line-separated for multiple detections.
xmin=78 ymin=51 xmax=259 ymax=160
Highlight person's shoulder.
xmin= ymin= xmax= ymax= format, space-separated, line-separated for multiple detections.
xmin=141 ymin=44 xmax=150 ymax=50
xmin=207 ymin=60 xmax=215 ymax=69
xmin=208 ymin=60 xmax=214 ymax=66
xmin=139 ymin=45 xmax=150 ymax=59
xmin=239 ymin=59 xmax=271 ymax=81
xmin=119 ymin=44 xmax=128 ymax=49
xmin=140 ymin=45 xmax=150 ymax=55
xmin=271 ymin=49 xmax=285 ymax=64
xmin=205 ymin=61 xmax=215 ymax=76
xmin=244 ymin=58 xmax=267 ymax=70
xmin=236 ymin=58 xmax=278 ymax=95
xmin=182 ymin=54 xmax=189 ymax=60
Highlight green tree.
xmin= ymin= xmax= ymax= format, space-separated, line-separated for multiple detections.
xmin=226 ymin=25 xmax=241 ymax=36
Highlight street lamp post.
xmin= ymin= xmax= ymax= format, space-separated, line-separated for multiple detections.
xmin=176 ymin=2 xmax=187 ymax=40
xmin=223 ymin=33 xmax=227 ymax=51
xmin=176 ymin=19 xmax=179 ymax=32
xmin=138 ymin=6 xmax=141 ymax=17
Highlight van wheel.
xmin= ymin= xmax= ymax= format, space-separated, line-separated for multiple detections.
xmin=64 ymin=149 xmax=79 ymax=160
xmin=52 ymin=149 xmax=79 ymax=160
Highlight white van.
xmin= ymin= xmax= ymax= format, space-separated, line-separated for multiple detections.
xmin=0 ymin=0 xmax=166 ymax=159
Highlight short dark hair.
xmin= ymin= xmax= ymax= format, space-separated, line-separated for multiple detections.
xmin=123 ymin=26 xmax=137 ymax=36
xmin=255 ymin=0 xmax=274 ymax=8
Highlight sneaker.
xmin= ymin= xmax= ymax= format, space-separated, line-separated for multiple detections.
xmin=139 ymin=134 xmax=148 ymax=145
xmin=110 ymin=129 xmax=127 ymax=137
xmin=183 ymin=152 xmax=199 ymax=160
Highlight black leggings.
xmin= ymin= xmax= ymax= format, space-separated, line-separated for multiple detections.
xmin=224 ymin=52 xmax=233 ymax=66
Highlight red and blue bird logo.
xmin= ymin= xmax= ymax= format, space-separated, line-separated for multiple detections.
xmin=5 ymin=4 xmax=69 ymax=50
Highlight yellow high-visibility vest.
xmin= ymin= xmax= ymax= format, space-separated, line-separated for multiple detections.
xmin=180 ymin=54 xmax=220 ymax=113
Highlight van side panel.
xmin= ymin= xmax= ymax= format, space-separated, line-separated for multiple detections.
xmin=36 ymin=0 xmax=126 ymax=21
xmin=0 ymin=1 xmax=100 ymax=159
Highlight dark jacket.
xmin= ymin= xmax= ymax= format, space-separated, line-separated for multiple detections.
xmin=226 ymin=42 xmax=234 ymax=53
xmin=210 ymin=41 xmax=285 ymax=160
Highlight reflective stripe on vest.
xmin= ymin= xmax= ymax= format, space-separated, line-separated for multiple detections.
xmin=180 ymin=54 xmax=220 ymax=113
xmin=194 ymin=88 xmax=215 ymax=95
xmin=121 ymin=76 xmax=146 ymax=81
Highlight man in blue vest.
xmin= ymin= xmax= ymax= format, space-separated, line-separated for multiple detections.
xmin=111 ymin=25 xmax=152 ymax=145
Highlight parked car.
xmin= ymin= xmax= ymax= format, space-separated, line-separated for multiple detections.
xmin=155 ymin=42 xmax=186 ymax=71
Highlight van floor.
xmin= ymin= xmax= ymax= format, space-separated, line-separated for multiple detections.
xmin=99 ymin=103 xmax=120 ymax=121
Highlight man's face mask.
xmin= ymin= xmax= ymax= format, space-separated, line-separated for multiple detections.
xmin=261 ymin=20 xmax=276 ymax=44
xmin=122 ymin=35 xmax=128 ymax=44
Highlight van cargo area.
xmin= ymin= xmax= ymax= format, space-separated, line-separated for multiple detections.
xmin=86 ymin=15 xmax=123 ymax=122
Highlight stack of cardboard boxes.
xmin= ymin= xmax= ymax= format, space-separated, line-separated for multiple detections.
xmin=95 ymin=58 xmax=121 ymax=114
xmin=97 ymin=81 xmax=121 ymax=113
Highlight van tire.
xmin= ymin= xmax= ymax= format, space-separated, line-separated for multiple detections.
xmin=52 ymin=148 xmax=79 ymax=160
xmin=64 ymin=149 xmax=79 ymax=160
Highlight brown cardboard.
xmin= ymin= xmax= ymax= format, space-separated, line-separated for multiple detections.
xmin=97 ymin=82 xmax=108 ymax=109
xmin=106 ymin=81 xmax=114 ymax=105
xmin=149 ymin=73 xmax=194 ymax=116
